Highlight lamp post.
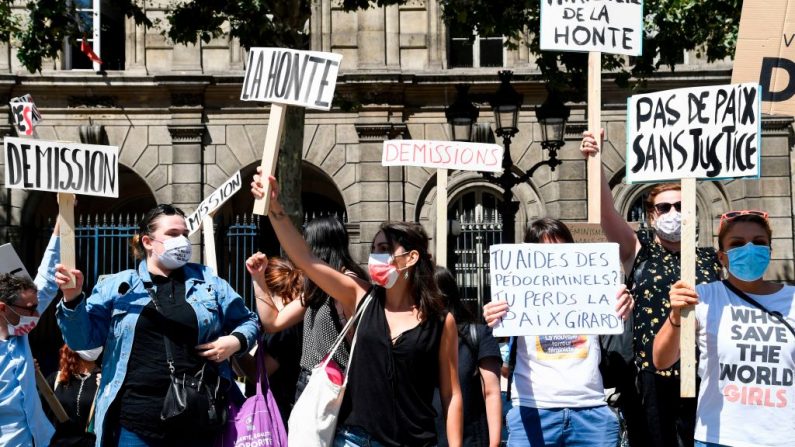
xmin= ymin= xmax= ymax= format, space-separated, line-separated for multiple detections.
xmin=480 ymin=70 xmax=570 ymax=243
xmin=445 ymin=84 xmax=479 ymax=142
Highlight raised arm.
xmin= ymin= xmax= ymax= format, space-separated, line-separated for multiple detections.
xmin=653 ymin=280 xmax=699 ymax=370
xmin=35 ymin=217 xmax=61 ymax=314
xmin=246 ymin=252 xmax=307 ymax=333
xmin=251 ymin=170 xmax=369 ymax=309
xmin=581 ymin=130 xmax=641 ymax=272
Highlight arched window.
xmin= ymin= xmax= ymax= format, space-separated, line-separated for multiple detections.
xmin=449 ymin=188 xmax=502 ymax=318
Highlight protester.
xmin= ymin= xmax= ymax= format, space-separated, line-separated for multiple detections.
xmin=252 ymin=170 xmax=463 ymax=446
xmin=249 ymin=215 xmax=367 ymax=401
xmin=434 ymin=266 xmax=502 ymax=447
xmin=483 ymin=218 xmax=633 ymax=447
xmin=252 ymin=256 xmax=304 ymax=423
xmin=654 ymin=210 xmax=795 ymax=447
xmin=54 ymin=204 xmax=259 ymax=446
xmin=45 ymin=344 xmax=102 ymax=447
xmin=0 ymin=219 xmax=60 ymax=447
xmin=581 ymin=131 xmax=722 ymax=446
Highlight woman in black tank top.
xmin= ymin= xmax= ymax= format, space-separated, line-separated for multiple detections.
xmin=252 ymin=171 xmax=464 ymax=446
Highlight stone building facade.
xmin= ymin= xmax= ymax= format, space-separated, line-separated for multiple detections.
xmin=1 ymin=0 xmax=793 ymax=301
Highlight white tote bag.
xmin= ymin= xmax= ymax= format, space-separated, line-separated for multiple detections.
xmin=287 ymin=289 xmax=374 ymax=446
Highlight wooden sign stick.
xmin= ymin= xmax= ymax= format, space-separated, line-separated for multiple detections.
xmin=587 ymin=51 xmax=602 ymax=224
xmin=679 ymin=177 xmax=697 ymax=397
xmin=436 ymin=168 xmax=448 ymax=267
xmin=35 ymin=369 xmax=69 ymax=423
xmin=252 ymin=103 xmax=288 ymax=216
xmin=58 ymin=193 xmax=77 ymax=289
xmin=202 ymin=212 xmax=218 ymax=273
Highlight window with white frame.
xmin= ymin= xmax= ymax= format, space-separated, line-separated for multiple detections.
xmin=448 ymin=25 xmax=504 ymax=68
xmin=63 ymin=0 xmax=126 ymax=70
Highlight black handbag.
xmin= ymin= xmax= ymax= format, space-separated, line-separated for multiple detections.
xmin=145 ymin=286 xmax=227 ymax=430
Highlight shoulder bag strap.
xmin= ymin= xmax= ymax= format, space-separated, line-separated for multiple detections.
xmin=506 ymin=336 xmax=519 ymax=402
xmin=320 ymin=286 xmax=375 ymax=370
xmin=722 ymin=280 xmax=795 ymax=339
xmin=144 ymin=285 xmax=176 ymax=374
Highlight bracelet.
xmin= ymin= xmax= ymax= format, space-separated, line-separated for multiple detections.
xmin=668 ymin=313 xmax=681 ymax=328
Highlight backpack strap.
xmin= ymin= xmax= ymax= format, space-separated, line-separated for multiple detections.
xmin=722 ymin=280 xmax=795 ymax=339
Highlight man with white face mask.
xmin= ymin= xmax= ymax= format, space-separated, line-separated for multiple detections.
xmin=582 ymin=132 xmax=722 ymax=447
xmin=0 ymin=219 xmax=61 ymax=447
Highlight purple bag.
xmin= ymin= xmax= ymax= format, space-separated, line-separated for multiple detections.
xmin=216 ymin=348 xmax=287 ymax=447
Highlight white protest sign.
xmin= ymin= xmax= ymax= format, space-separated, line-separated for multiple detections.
xmin=0 ymin=244 xmax=31 ymax=280
xmin=626 ymin=83 xmax=761 ymax=183
xmin=9 ymin=94 xmax=43 ymax=137
xmin=3 ymin=137 xmax=119 ymax=197
xmin=540 ymin=0 xmax=643 ymax=56
xmin=240 ymin=48 xmax=342 ymax=111
xmin=382 ymin=140 xmax=504 ymax=173
xmin=186 ymin=171 xmax=243 ymax=235
xmin=489 ymin=242 xmax=623 ymax=337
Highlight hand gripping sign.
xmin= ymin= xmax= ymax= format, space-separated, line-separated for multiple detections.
xmin=240 ymin=48 xmax=343 ymax=215
xmin=540 ymin=0 xmax=644 ymax=224
xmin=626 ymin=82 xmax=762 ymax=397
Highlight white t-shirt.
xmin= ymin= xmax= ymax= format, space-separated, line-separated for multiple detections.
xmin=694 ymin=281 xmax=795 ymax=447
xmin=511 ymin=334 xmax=605 ymax=408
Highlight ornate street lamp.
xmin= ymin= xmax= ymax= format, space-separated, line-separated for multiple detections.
xmin=491 ymin=70 xmax=523 ymax=139
xmin=445 ymin=84 xmax=480 ymax=142
xmin=535 ymin=87 xmax=570 ymax=155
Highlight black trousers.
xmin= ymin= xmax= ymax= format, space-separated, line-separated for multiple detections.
xmin=633 ymin=370 xmax=697 ymax=447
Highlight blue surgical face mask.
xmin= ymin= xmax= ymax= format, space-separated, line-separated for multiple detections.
xmin=726 ymin=242 xmax=771 ymax=282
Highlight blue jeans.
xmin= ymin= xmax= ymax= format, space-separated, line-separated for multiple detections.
xmin=506 ymin=405 xmax=619 ymax=447
xmin=695 ymin=442 xmax=729 ymax=447
xmin=333 ymin=425 xmax=389 ymax=447
xmin=118 ymin=426 xmax=216 ymax=447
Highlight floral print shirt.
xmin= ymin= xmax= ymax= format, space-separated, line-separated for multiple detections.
xmin=631 ymin=232 xmax=722 ymax=375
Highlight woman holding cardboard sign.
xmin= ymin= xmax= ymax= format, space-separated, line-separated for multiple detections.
xmin=54 ymin=204 xmax=259 ymax=446
xmin=251 ymin=169 xmax=463 ymax=447
xmin=654 ymin=210 xmax=795 ymax=447
xmin=581 ymin=130 xmax=722 ymax=447
xmin=482 ymin=218 xmax=633 ymax=447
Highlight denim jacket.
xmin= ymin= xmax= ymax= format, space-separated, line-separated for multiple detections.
xmin=55 ymin=260 xmax=260 ymax=446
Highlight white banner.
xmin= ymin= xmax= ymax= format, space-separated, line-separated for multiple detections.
xmin=0 ymin=244 xmax=31 ymax=279
xmin=4 ymin=137 xmax=119 ymax=197
xmin=626 ymin=83 xmax=761 ymax=183
xmin=489 ymin=243 xmax=623 ymax=337
xmin=240 ymin=48 xmax=343 ymax=111
xmin=186 ymin=171 xmax=243 ymax=235
xmin=382 ymin=140 xmax=504 ymax=173
xmin=540 ymin=0 xmax=644 ymax=56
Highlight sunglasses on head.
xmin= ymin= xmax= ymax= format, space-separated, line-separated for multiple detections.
xmin=719 ymin=210 xmax=768 ymax=228
xmin=653 ymin=201 xmax=682 ymax=214
xmin=139 ymin=204 xmax=186 ymax=234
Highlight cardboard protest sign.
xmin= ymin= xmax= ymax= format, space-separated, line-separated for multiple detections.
xmin=0 ymin=244 xmax=31 ymax=279
xmin=186 ymin=171 xmax=242 ymax=235
xmin=382 ymin=140 xmax=504 ymax=173
xmin=626 ymin=83 xmax=761 ymax=183
xmin=566 ymin=222 xmax=641 ymax=243
xmin=9 ymin=94 xmax=42 ymax=137
xmin=3 ymin=137 xmax=119 ymax=197
xmin=732 ymin=0 xmax=795 ymax=117
xmin=540 ymin=0 xmax=643 ymax=56
xmin=489 ymin=243 xmax=623 ymax=337
xmin=240 ymin=48 xmax=343 ymax=111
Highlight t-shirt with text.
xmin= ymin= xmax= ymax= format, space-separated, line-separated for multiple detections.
xmin=694 ymin=282 xmax=795 ymax=447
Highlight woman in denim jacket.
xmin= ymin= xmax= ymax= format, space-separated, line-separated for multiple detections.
xmin=54 ymin=204 xmax=259 ymax=446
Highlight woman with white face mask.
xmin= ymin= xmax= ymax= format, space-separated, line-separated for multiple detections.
xmin=581 ymin=131 xmax=722 ymax=447
xmin=251 ymin=169 xmax=463 ymax=447
xmin=655 ymin=210 xmax=795 ymax=447
xmin=53 ymin=204 xmax=260 ymax=446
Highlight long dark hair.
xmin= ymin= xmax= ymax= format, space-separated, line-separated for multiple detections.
xmin=302 ymin=216 xmax=367 ymax=307
xmin=435 ymin=266 xmax=474 ymax=324
xmin=378 ymin=221 xmax=445 ymax=321
xmin=523 ymin=217 xmax=575 ymax=244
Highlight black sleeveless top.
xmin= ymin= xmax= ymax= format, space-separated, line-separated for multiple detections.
xmin=339 ymin=289 xmax=444 ymax=447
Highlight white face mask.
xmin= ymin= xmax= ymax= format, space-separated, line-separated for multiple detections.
xmin=368 ymin=253 xmax=400 ymax=289
xmin=154 ymin=235 xmax=192 ymax=270
xmin=76 ymin=346 xmax=103 ymax=362
xmin=654 ymin=211 xmax=682 ymax=242
xmin=3 ymin=307 xmax=39 ymax=337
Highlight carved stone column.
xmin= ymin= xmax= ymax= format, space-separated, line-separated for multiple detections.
xmin=168 ymin=124 xmax=206 ymax=261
